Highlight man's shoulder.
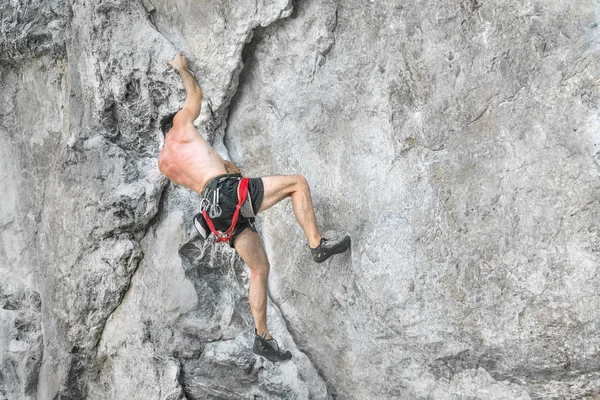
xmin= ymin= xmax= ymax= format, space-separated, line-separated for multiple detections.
xmin=167 ymin=123 xmax=201 ymax=142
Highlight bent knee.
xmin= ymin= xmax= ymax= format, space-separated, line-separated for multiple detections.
xmin=293 ymin=175 xmax=309 ymax=190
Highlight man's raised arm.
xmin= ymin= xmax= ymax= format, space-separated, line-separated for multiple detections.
xmin=166 ymin=52 xmax=203 ymax=121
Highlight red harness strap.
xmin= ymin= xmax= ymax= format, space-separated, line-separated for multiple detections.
xmin=202 ymin=177 xmax=249 ymax=243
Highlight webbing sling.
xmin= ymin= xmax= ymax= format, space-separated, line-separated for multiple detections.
xmin=202 ymin=177 xmax=249 ymax=243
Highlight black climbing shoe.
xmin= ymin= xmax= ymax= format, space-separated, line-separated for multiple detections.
xmin=252 ymin=332 xmax=292 ymax=362
xmin=310 ymin=235 xmax=351 ymax=263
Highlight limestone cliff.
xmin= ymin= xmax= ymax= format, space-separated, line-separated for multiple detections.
xmin=1 ymin=0 xmax=599 ymax=399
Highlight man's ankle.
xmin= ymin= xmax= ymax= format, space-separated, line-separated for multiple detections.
xmin=256 ymin=330 xmax=272 ymax=340
xmin=309 ymin=237 xmax=322 ymax=249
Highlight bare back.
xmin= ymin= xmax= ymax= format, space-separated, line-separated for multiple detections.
xmin=158 ymin=120 xmax=227 ymax=193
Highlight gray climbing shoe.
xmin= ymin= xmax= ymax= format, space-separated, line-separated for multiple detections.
xmin=310 ymin=235 xmax=351 ymax=263
xmin=252 ymin=332 xmax=292 ymax=362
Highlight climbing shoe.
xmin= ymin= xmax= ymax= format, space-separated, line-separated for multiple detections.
xmin=310 ymin=235 xmax=351 ymax=263
xmin=252 ymin=332 xmax=292 ymax=362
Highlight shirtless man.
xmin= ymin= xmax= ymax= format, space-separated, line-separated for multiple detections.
xmin=158 ymin=52 xmax=350 ymax=362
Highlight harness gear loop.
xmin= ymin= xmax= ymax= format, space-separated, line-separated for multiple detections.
xmin=202 ymin=177 xmax=249 ymax=243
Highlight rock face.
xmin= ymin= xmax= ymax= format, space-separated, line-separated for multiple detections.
xmin=1 ymin=0 xmax=599 ymax=399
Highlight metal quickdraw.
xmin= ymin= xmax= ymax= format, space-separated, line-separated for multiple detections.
xmin=200 ymin=187 xmax=222 ymax=218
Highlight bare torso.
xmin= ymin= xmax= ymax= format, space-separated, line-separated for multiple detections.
xmin=158 ymin=121 xmax=227 ymax=193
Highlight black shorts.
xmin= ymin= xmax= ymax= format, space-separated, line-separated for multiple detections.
xmin=203 ymin=174 xmax=264 ymax=248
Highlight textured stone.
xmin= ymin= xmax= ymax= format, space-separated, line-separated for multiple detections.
xmin=0 ymin=0 xmax=70 ymax=63
xmin=227 ymin=0 xmax=600 ymax=398
xmin=0 ymin=278 xmax=43 ymax=399
xmin=1 ymin=0 xmax=599 ymax=399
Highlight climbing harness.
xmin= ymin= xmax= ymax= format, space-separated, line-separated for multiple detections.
xmin=203 ymin=177 xmax=248 ymax=242
xmin=195 ymin=174 xmax=252 ymax=243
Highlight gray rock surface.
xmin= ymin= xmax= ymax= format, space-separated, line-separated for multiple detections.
xmin=1 ymin=0 xmax=599 ymax=399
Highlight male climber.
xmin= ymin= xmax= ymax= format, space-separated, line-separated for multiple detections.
xmin=158 ymin=52 xmax=350 ymax=362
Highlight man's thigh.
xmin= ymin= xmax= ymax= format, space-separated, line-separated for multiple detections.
xmin=258 ymin=175 xmax=300 ymax=213
xmin=233 ymin=229 xmax=269 ymax=268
